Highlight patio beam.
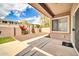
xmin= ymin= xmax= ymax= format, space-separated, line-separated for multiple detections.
xmin=39 ymin=3 xmax=55 ymax=17
xmin=29 ymin=3 xmax=53 ymax=18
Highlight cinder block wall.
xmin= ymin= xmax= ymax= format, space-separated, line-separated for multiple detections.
xmin=0 ymin=27 xmax=14 ymax=37
xmin=0 ymin=27 xmax=21 ymax=37
xmin=15 ymin=27 xmax=21 ymax=36
xmin=41 ymin=28 xmax=50 ymax=33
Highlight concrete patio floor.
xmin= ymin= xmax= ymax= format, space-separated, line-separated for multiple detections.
xmin=0 ymin=33 xmax=48 ymax=56
xmin=15 ymin=32 xmax=48 ymax=41
xmin=16 ymin=37 xmax=78 ymax=56
xmin=0 ymin=33 xmax=78 ymax=56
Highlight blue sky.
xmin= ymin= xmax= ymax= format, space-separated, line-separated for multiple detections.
xmin=0 ymin=3 xmax=41 ymax=24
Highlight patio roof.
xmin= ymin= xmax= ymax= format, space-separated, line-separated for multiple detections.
xmin=30 ymin=3 xmax=73 ymax=18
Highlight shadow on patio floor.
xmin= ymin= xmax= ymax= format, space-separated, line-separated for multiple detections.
xmin=15 ymin=32 xmax=48 ymax=41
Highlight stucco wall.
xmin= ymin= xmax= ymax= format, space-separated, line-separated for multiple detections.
xmin=41 ymin=28 xmax=50 ymax=33
xmin=29 ymin=28 xmax=50 ymax=33
xmin=50 ymin=32 xmax=70 ymax=41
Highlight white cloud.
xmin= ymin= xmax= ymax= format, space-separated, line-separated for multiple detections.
xmin=0 ymin=3 xmax=12 ymax=17
xmin=24 ymin=16 xmax=41 ymax=24
xmin=0 ymin=3 xmax=31 ymax=19
xmin=24 ymin=16 xmax=40 ymax=20
xmin=11 ymin=3 xmax=29 ymax=11
xmin=0 ymin=17 xmax=5 ymax=19
xmin=12 ymin=10 xmax=21 ymax=17
xmin=0 ymin=3 xmax=39 ymax=23
xmin=11 ymin=3 xmax=32 ymax=17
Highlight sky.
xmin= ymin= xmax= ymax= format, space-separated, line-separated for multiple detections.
xmin=0 ymin=3 xmax=41 ymax=24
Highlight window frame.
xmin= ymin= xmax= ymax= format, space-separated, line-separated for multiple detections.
xmin=52 ymin=15 xmax=70 ymax=33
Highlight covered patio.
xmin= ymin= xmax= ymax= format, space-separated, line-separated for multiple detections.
xmin=15 ymin=3 xmax=79 ymax=56
xmin=16 ymin=37 xmax=77 ymax=56
xmin=0 ymin=3 xmax=79 ymax=56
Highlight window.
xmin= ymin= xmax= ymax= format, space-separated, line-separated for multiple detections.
xmin=52 ymin=16 xmax=69 ymax=32
xmin=52 ymin=20 xmax=58 ymax=31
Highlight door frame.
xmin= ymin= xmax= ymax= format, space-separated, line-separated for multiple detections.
xmin=71 ymin=4 xmax=79 ymax=55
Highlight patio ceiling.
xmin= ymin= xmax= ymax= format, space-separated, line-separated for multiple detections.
xmin=30 ymin=3 xmax=73 ymax=18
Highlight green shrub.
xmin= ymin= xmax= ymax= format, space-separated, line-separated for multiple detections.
xmin=31 ymin=25 xmax=35 ymax=33
xmin=31 ymin=28 xmax=35 ymax=33
xmin=39 ymin=28 xmax=41 ymax=32
xmin=22 ymin=30 xmax=29 ymax=35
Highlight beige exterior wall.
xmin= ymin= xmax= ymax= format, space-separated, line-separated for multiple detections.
xmin=50 ymin=32 xmax=70 ymax=41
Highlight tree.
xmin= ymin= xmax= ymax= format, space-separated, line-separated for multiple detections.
xmin=19 ymin=25 xmax=29 ymax=35
xmin=19 ymin=20 xmax=31 ymax=26
xmin=31 ymin=24 xmax=35 ymax=33
xmin=19 ymin=20 xmax=31 ymax=34
xmin=36 ymin=24 xmax=40 ymax=28
xmin=40 ymin=13 xmax=51 ymax=28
